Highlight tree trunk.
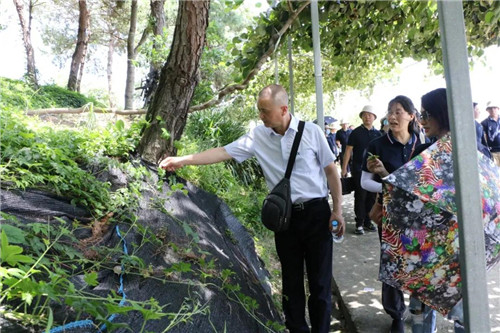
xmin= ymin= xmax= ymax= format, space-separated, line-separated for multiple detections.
xmin=107 ymin=33 xmax=116 ymax=108
xmin=137 ymin=0 xmax=210 ymax=163
xmin=13 ymin=0 xmax=38 ymax=87
xmin=106 ymin=0 xmax=117 ymax=109
xmin=142 ymin=0 xmax=166 ymax=107
xmin=124 ymin=0 xmax=138 ymax=110
xmin=150 ymin=0 xmax=166 ymax=71
xmin=67 ymin=0 xmax=90 ymax=92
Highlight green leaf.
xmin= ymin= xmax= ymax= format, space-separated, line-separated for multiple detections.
xmin=115 ymin=119 xmax=125 ymax=132
xmin=0 ymin=224 xmax=26 ymax=244
xmin=21 ymin=292 xmax=34 ymax=305
xmin=84 ymin=271 xmax=99 ymax=287
xmin=485 ymin=11 xmax=494 ymax=23
xmin=45 ymin=308 xmax=54 ymax=333
xmin=0 ymin=230 xmax=34 ymax=266
xmin=161 ymin=128 xmax=171 ymax=140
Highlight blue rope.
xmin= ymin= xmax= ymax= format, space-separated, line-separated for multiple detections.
xmin=49 ymin=320 xmax=95 ymax=333
xmin=50 ymin=225 xmax=128 ymax=333
xmin=100 ymin=226 xmax=128 ymax=331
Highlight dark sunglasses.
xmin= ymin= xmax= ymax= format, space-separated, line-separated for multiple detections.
xmin=420 ymin=110 xmax=431 ymax=121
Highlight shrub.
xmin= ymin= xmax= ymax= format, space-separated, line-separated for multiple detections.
xmin=0 ymin=77 xmax=104 ymax=110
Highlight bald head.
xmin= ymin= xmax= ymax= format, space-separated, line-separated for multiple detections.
xmin=258 ymin=84 xmax=288 ymax=107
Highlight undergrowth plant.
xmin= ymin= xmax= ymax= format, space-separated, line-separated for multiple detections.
xmin=0 ymin=77 xmax=105 ymax=110
xmin=0 ymin=213 xmax=168 ymax=332
xmin=0 ymin=109 xmax=143 ymax=215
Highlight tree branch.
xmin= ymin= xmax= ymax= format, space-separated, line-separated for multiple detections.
xmin=188 ymin=0 xmax=311 ymax=113
xmin=26 ymin=106 xmax=146 ymax=115
xmin=134 ymin=26 xmax=150 ymax=54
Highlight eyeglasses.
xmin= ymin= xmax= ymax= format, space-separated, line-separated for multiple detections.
xmin=420 ymin=110 xmax=431 ymax=121
xmin=386 ymin=110 xmax=405 ymax=117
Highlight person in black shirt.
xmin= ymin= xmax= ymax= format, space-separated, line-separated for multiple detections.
xmin=474 ymin=102 xmax=492 ymax=159
xmin=481 ymin=100 xmax=500 ymax=166
xmin=341 ymin=105 xmax=381 ymax=234
xmin=336 ymin=120 xmax=351 ymax=168
xmin=361 ymin=95 xmax=425 ymax=333
xmin=325 ymin=123 xmax=339 ymax=160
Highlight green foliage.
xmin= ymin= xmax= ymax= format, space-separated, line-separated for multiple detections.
xmin=185 ymin=108 xmax=246 ymax=148
xmin=227 ymin=0 xmax=500 ymax=93
xmin=140 ymin=27 xmax=171 ymax=68
xmin=192 ymin=0 xmax=257 ymax=105
xmin=0 ymin=213 xmax=166 ymax=331
xmin=0 ymin=80 xmax=148 ymax=215
xmin=0 ymin=109 xmax=145 ymax=215
xmin=0 ymin=78 xmax=104 ymax=110
xmin=0 ymin=230 xmax=34 ymax=266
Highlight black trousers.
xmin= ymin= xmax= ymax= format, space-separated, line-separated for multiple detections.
xmin=378 ymin=227 xmax=406 ymax=322
xmin=275 ymin=199 xmax=332 ymax=333
xmin=338 ymin=152 xmax=350 ymax=173
xmin=352 ymin=170 xmax=376 ymax=228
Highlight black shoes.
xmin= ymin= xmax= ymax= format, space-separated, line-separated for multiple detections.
xmin=364 ymin=223 xmax=377 ymax=232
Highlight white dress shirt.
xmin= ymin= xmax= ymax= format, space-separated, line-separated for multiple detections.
xmin=224 ymin=114 xmax=335 ymax=203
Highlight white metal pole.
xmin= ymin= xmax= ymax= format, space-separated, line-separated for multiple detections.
xmin=437 ymin=1 xmax=490 ymax=331
xmin=288 ymin=34 xmax=294 ymax=115
xmin=311 ymin=0 xmax=324 ymax=129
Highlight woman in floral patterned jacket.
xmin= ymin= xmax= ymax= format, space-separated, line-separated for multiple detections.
xmin=412 ymin=88 xmax=464 ymax=333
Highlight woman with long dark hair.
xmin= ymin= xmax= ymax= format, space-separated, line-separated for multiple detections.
xmin=409 ymin=88 xmax=471 ymax=333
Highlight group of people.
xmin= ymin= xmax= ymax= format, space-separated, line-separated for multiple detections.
xmin=159 ymin=84 xmax=494 ymax=333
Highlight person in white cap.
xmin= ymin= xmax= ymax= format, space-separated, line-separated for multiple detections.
xmin=481 ymin=100 xmax=500 ymax=166
xmin=341 ymin=105 xmax=382 ymax=234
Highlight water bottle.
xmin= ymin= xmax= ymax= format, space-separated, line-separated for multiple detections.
xmin=331 ymin=220 xmax=344 ymax=243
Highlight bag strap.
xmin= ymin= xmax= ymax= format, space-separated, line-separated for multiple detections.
xmin=284 ymin=121 xmax=305 ymax=179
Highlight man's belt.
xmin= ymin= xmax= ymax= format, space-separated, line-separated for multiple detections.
xmin=292 ymin=197 xmax=327 ymax=211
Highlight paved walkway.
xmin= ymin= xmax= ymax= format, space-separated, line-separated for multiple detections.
xmin=331 ymin=193 xmax=500 ymax=333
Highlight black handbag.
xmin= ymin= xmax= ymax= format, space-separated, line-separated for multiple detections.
xmin=261 ymin=121 xmax=305 ymax=232
xmin=341 ymin=177 xmax=355 ymax=195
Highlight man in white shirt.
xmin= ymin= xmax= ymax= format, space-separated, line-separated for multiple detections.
xmin=160 ymin=84 xmax=345 ymax=333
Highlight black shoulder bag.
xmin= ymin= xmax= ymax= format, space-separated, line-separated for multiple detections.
xmin=261 ymin=121 xmax=305 ymax=232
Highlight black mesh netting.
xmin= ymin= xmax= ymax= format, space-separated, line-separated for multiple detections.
xmin=0 ymin=162 xmax=282 ymax=332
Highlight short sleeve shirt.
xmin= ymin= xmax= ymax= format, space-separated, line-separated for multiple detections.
xmin=224 ymin=114 xmax=335 ymax=203
xmin=481 ymin=117 xmax=500 ymax=152
xmin=335 ymin=129 xmax=351 ymax=152
xmin=347 ymin=125 xmax=382 ymax=172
